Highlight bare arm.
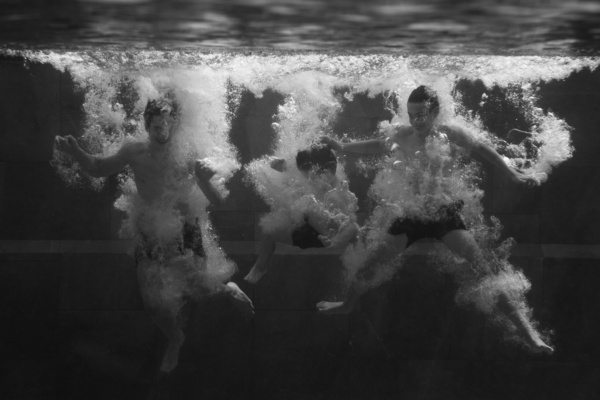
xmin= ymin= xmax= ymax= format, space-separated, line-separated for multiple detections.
xmin=303 ymin=196 xmax=358 ymax=252
xmin=475 ymin=142 xmax=540 ymax=186
xmin=447 ymin=127 xmax=540 ymax=187
xmin=320 ymin=136 xmax=388 ymax=154
xmin=55 ymin=135 xmax=128 ymax=177
xmin=194 ymin=159 xmax=226 ymax=206
xmin=323 ymin=221 xmax=359 ymax=251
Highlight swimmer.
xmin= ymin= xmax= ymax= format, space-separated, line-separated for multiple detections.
xmin=55 ymin=96 xmax=254 ymax=373
xmin=244 ymin=142 xmax=359 ymax=284
xmin=317 ymin=85 xmax=553 ymax=355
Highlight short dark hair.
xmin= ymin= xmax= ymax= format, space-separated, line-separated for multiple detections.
xmin=407 ymin=85 xmax=440 ymax=111
xmin=296 ymin=143 xmax=337 ymax=175
xmin=143 ymin=95 xmax=179 ymax=129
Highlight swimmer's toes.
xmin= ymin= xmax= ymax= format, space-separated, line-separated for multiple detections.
xmin=316 ymin=301 xmax=329 ymax=310
xmin=316 ymin=301 xmax=347 ymax=314
xmin=243 ymin=272 xmax=257 ymax=284
xmin=538 ymin=343 xmax=554 ymax=355
xmin=244 ymin=267 xmax=265 ymax=284
xmin=529 ymin=338 xmax=554 ymax=355
xmin=226 ymin=283 xmax=255 ymax=320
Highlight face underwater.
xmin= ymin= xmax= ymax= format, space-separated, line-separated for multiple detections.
xmin=407 ymin=101 xmax=437 ymax=134
xmin=148 ymin=114 xmax=176 ymax=144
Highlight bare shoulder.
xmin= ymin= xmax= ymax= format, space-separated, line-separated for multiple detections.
xmin=438 ymin=124 xmax=465 ymax=136
xmin=439 ymin=125 xmax=476 ymax=148
xmin=118 ymin=140 xmax=148 ymax=159
xmin=390 ymin=125 xmax=413 ymax=143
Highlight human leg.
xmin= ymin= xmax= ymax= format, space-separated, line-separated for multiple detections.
xmin=244 ymin=229 xmax=287 ymax=284
xmin=244 ymin=232 xmax=276 ymax=284
xmin=137 ymin=258 xmax=186 ymax=373
xmin=442 ymin=229 xmax=553 ymax=354
xmin=214 ymin=281 xmax=255 ymax=320
xmin=317 ymin=233 xmax=408 ymax=314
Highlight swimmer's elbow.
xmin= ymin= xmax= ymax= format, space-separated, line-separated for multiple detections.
xmin=88 ymin=158 xmax=120 ymax=177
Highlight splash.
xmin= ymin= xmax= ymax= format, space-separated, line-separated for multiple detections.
xmin=16 ymin=51 xmax=597 ymax=184
xmin=15 ymin=49 xmax=594 ymax=346
xmin=36 ymin=52 xmax=243 ymax=302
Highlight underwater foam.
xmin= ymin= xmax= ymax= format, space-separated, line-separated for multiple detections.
xmin=13 ymin=49 xmax=596 ymax=344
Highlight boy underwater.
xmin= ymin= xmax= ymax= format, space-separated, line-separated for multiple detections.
xmin=245 ymin=142 xmax=359 ymax=284
xmin=317 ymin=85 xmax=553 ymax=355
xmin=55 ymin=95 xmax=254 ymax=373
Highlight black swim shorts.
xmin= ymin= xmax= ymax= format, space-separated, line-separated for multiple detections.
xmin=387 ymin=200 xmax=467 ymax=248
xmin=291 ymin=216 xmax=326 ymax=249
xmin=135 ymin=218 xmax=205 ymax=263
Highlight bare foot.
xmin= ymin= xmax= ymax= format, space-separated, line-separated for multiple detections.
xmin=226 ymin=282 xmax=254 ymax=320
xmin=514 ymin=316 xmax=554 ymax=355
xmin=527 ymin=335 xmax=554 ymax=355
xmin=160 ymin=330 xmax=185 ymax=373
xmin=316 ymin=301 xmax=352 ymax=315
xmin=244 ymin=263 xmax=267 ymax=284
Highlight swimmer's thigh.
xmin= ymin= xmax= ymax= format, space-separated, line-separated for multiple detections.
xmin=441 ymin=229 xmax=483 ymax=265
xmin=136 ymin=258 xmax=184 ymax=312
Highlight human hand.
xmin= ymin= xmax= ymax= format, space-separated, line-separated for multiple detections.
xmin=319 ymin=235 xmax=349 ymax=252
xmin=54 ymin=135 xmax=81 ymax=156
xmin=318 ymin=235 xmax=333 ymax=247
xmin=319 ymin=229 xmax=348 ymax=251
xmin=269 ymin=157 xmax=286 ymax=172
xmin=319 ymin=136 xmax=342 ymax=151
xmin=511 ymin=169 xmax=540 ymax=187
xmin=195 ymin=159 xmax=217 ymax=181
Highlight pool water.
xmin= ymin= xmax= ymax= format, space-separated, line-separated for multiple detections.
xmin=2 ymin=1 xmax=600 ymax=400
xmin=1 ymin=0 xmax=600 ymax=54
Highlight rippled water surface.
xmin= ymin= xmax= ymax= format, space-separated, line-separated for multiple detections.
xmin=1 ymin=0 xmax=600 ymax=54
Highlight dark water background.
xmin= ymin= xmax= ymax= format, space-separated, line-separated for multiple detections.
xmin=2 ymin=0 xmax=600 ymax=54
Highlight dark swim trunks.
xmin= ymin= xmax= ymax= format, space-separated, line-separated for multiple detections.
xmin=387 ymin=200 xmax=467 ymax=248
xmin=135 ymin=218 xmax=205 ymax=263
xmin=291 ymin=216 xmax=326 ymax=249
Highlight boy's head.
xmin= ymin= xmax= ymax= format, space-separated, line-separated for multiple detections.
xmin=143 ymin=96 xmax=179 ymax=144
xmin=296 ymin=143 xmax=337 ymax=177
xmin=407 ymin=85 xmax=440 ymax=134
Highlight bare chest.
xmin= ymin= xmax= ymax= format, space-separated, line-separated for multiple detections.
xmin=129 ymin=152 xmax=190 ymax=201
xmin=394 ymin=134 xmax=426 ymax=160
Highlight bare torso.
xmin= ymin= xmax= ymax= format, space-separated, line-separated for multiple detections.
xmin=120 ymin=141 xmax=195 ymax=212
xmin=383 ymin=124 xmax=474 ymax=214
xmin=391 ymin=124 xmax=467 ymax=159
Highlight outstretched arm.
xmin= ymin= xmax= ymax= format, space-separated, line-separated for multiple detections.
xmin=448 ymin=127 xmax=540 ymax=187
xmin=55 ymin=135 xmax=128 ymax=177
xmin=475 ymin=142 xmax=539 ymax=186
xmin=320 ymin=136 xmax=388 ymax=154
